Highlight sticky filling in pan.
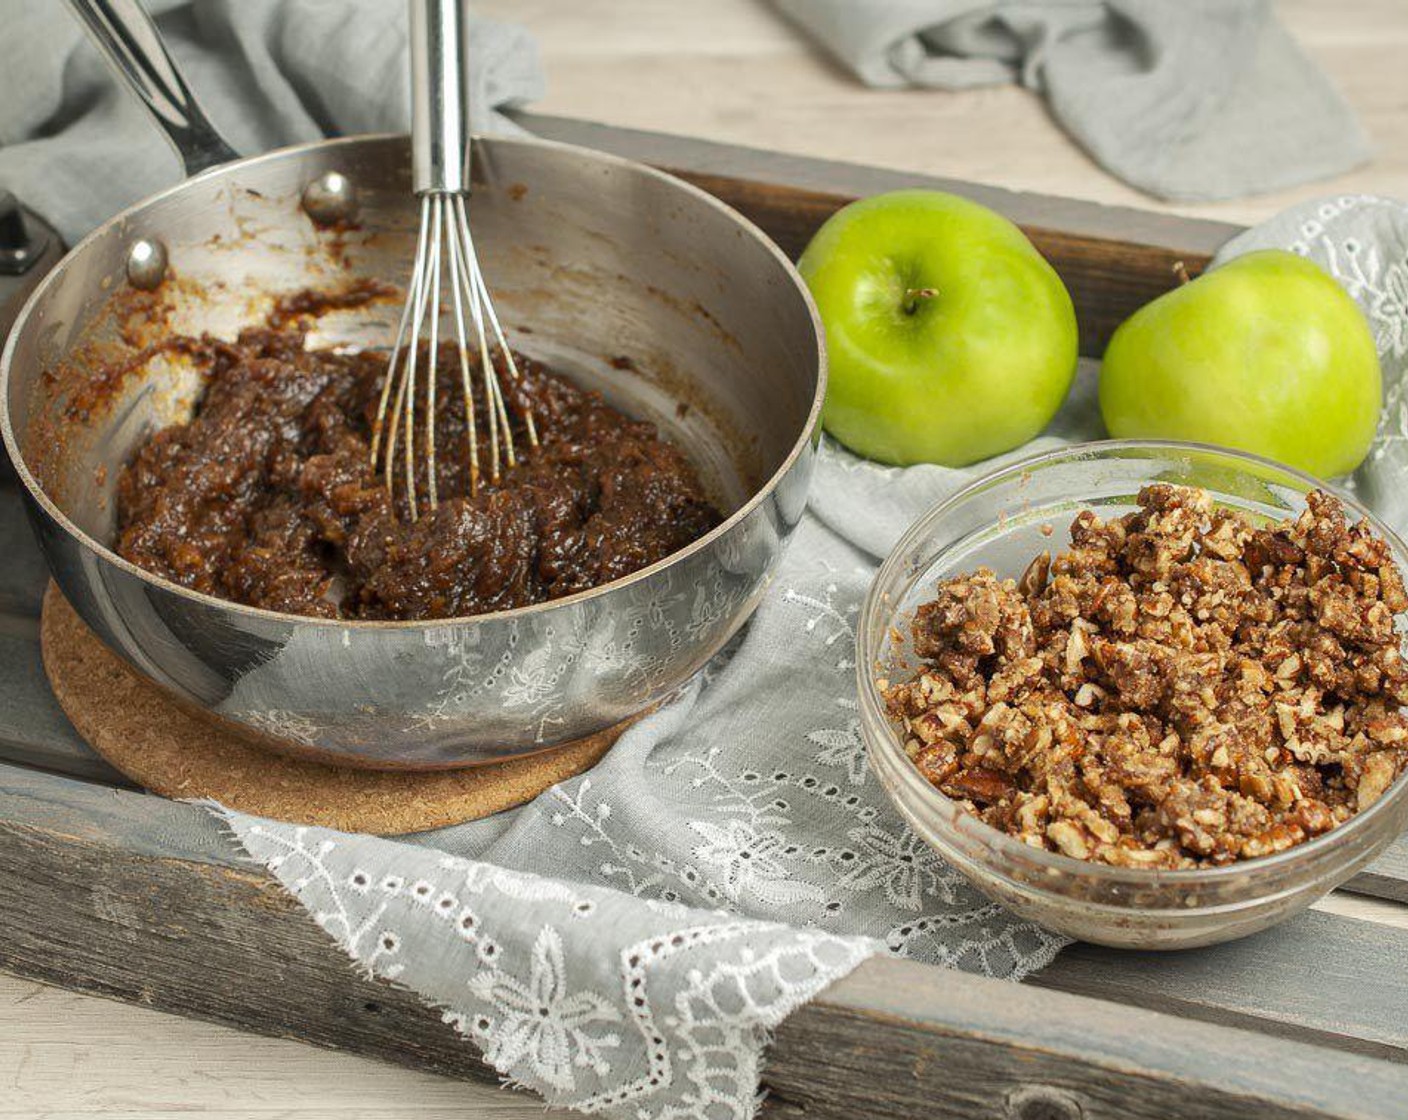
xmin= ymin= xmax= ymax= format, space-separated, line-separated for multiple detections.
xmin=114 ymin=327 xmax=721 ymax=620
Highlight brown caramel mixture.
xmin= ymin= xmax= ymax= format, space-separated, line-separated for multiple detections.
xmin=116 ymin=328 xmax=720 ymax=620
xmin=883 ymin=485 xmax=1408 ymax=868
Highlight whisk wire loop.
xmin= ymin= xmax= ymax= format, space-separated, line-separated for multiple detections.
xmin=423 ymin=195 xmax=443 ymax=511
xmin=370 ymin=191 xmax=530 ymax=517
xmin=368 ymin=197 xmax=429 ymax=468
xmin=371 ymin=0 xmax=531 ymax=520
xmin=443 ymin=203 xmax=481 ymax=496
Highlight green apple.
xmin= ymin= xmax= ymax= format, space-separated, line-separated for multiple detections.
xmin=1100 ymin=250 xmax=1381 ymax=479
xmin=798 ymin=189 xmax=1078 ymax=467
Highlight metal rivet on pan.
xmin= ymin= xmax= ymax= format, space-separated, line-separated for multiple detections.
xmin=125 ymin=238 xmax=167 ymax=290
xmin=301 ymin=171 xmax=358 ymax=226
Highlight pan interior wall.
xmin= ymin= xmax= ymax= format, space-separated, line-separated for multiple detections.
xmin=7 ymin=135 xmax=818 ymax=558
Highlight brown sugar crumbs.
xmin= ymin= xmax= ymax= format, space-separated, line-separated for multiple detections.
xmin=883 ymin=484 xmax=1408 ymax=868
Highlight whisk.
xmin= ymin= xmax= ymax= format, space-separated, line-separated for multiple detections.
xmin=370 ymin=0 xmax=537 ymax=520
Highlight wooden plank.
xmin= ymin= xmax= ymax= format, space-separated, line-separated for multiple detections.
xmin=770 ymin=962 xmax=1408 ymax=1120
xmin=0 ymin=972 xmax=555 ymax=1119
xmin=0 ymin=488 xmax=137 ymax=783
xmin=658 ymin=171 xmax=1212 ymax=360
xmin=2 ymin=768 xmax=1407 ymax=1120
xmin=517 ymin=112 xmax=1243 ymax=253
xmin=0 ymin=486 xmax=47 ymax=618
xmin=1345 ymin=840 xmax=1408 ymax=905
xmin=1035 ymin=909 xmax=1408 ymax=1063
xmin=486 ymin=0 xmax=1408 ymax=231
xmin=1314 ymin=890 xmax=1408 ymax=931
xmin=0 ymin=766 xmax=233 ymax=866
xmin=0 ymin=623 xmax=129 ymax=786
xmin=516 ymin=113 xmax=1243 ymax=356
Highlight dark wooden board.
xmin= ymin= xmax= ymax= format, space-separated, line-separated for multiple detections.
xmin=1035 ymin=911 xmax=1408 ymax=1063
xmin=0 ymin=492 xmax=127 ymax=785
xmin=4 ymin=115 xmax=1408 ymax=1118
xmin=517 ymin=114 xmax=1242 ymax=251
xmin=1349 ymin=844 xmax=1408 ymax=905
xmin=0 ymin=491 xmax=46 ymax=617
xmin=519 ymin=113 xmax=1244 ymax=358
xmin=0 ymin=626 xmax=130 ymax=784
xmin=6 ymin=756 xmax=1408 ymax=1073
xmin=3 ymin=768 xmax=1408 ymax=1120
xmin=771 ymin=963 xmax=1408 ymax=1120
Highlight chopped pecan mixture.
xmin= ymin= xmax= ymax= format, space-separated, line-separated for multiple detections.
xmin=883 ymin=485 xmax=1408 ymax=868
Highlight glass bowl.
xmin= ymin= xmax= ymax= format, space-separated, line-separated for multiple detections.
xmin=858 ymin=440 xmax=1408 ymax=949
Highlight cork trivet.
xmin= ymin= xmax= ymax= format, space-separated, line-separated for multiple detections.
xmin=40 ymin=583 xmax=629 ymax=834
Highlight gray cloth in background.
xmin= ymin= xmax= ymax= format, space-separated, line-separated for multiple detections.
xmin=775 ymin=0 xmax=1370 ymax=202
xmin=0 ymin=0 xmax=543 ymax=244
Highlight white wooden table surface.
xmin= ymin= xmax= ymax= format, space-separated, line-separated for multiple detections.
xmin=6 ymin=0 xmax=1408 ymax=1116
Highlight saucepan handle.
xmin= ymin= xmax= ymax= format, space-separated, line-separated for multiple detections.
xmin=64 ymin=0 xmax=241 ymax=177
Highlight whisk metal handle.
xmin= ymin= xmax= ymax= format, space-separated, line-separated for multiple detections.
xmin=409 ymin=0 xmax=471 ymax=195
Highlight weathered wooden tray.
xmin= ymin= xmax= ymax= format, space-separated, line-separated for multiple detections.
xmin=4 ymin=116 xmax=1408 ymax=1120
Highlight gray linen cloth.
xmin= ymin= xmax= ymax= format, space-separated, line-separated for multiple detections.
xmin=9 ymin=1 xmax=1408 ymax=1115
xmin=775 ymin=0 xmax=1370 ymax=202
xmin=0 ymin=0 xmax=543 ymax=243
xmin=212 ymin=430 xmax=1079 ymax=1115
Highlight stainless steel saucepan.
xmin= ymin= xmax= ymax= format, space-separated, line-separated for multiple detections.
xmin=0 ymin=0 xmax=825 ymax=768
